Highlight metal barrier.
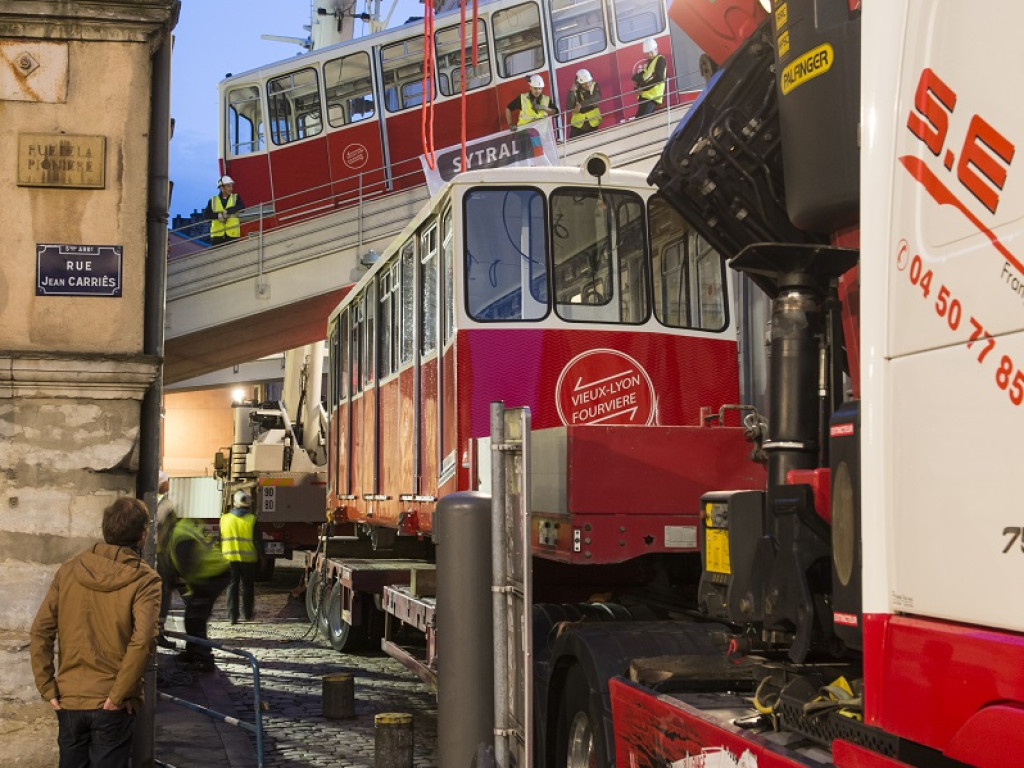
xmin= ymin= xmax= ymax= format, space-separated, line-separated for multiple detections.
xmin=158 ymin=631 xmax=265 ymax=768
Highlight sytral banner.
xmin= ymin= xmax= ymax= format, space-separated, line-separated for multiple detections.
xmin=421 ymin=119 xmax=559 ymax=195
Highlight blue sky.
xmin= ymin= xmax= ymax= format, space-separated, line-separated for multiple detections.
xmin=169 ymin=0 xmax=421 ymax=222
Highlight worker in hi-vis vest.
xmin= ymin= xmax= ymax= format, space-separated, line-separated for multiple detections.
xmin=633 ymin=37 xmax=667 ymax=119
xmin=203 ymin=175 xmax=245 ymax=245
xmin=220 ymin=489 xmax=262 ymax=625
xmin=505 ymin=74 xmax=558 ymax=131
xmin=567 ymin=68 xmax=603 ymax=138
xmin=168 ymin=516 xmax=229 ymax=671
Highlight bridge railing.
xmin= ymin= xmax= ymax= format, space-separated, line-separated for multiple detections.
xmin=158 ymin=630 xmax=265 ymax=768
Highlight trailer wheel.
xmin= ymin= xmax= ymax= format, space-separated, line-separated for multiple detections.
xmin=327 ymin=581 xmax=369 ymax=653
xmin=305 ymin=570 xmax=322 ymax=624
xmin=317 ymin=577 xmax=334 ymax=640
xmin=555 ymin=664 xmax=609 ymax=768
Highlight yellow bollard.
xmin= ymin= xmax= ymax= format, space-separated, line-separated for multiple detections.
xmin=322 ymin=673 xmax=355 ymax=719
xmin=374 ymin=712 xmax=413 ymax=768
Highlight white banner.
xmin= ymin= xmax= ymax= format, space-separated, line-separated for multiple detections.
xmin=420 ymin=119 xmax=559 ymax=196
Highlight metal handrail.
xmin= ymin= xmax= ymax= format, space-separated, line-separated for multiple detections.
xmin=158 ymin=631 xmax=265 ymax=768
xmin=167 ymin=75 xmax=700 ymax=261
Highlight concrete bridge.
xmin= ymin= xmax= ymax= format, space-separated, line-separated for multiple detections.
xmin=164 ymin=110 xmax=688 ymax=386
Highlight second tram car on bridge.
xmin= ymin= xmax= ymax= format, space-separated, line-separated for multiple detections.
xmin=324 ymin=159 xmax=742 ymax=538
xmin=218 ymin=0 xmax=705 ymax=232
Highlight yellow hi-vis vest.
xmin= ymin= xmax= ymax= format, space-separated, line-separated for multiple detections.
xmin=571 ymin=102 xmax=602 ymax=129
xmin=640 ymin=55 xmax=666 ymax=105
xmin=210 ymin=193 xmax=240 ymax=239
xmin=518 ymin=93 xmax=551 ymax=125
xmin=170 ymin=518 xmax=229 ymax=582
xmin=220 ymin=511 xmax=259 ymax=563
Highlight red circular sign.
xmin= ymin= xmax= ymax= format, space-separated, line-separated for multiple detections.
xmin=555 ymin=349 xmax=656 ymax=426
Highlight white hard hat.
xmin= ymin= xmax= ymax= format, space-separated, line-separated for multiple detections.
xmin=642 ymin=37 xmax=658 ymax=54
xmin=218 ymin=175 xmax=235 ymax=186
xmin=232 ymin=489 xmax=252 ymax=508
xmin=528 ymin=74 xmax=545 ymax=89
xmin=576 ymin=68 xmax=593 ymax=84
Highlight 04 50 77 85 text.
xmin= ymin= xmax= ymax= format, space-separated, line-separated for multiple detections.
xmin=899 ymin=241 xmax=1024 ymax=407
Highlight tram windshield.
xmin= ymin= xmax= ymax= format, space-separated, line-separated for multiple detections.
xmin=649 ymin=195 xmax=727 ymax=331
xmin=464 ymin=187 xmax=548 ymax=321
xmin=551 ymin=187 xmax=648 ymax=323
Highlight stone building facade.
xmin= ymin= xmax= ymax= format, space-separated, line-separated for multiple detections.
xmin=0 ymin=1 xmax=178 ymax=760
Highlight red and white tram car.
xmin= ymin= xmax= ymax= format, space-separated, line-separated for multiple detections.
xmin=324 ymin=159 xmax=743 ymax=538
xmin=217 ymin=0 xmax=703 ymax=231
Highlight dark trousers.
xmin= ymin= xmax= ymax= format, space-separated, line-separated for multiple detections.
xmin=183 ymin=574 xmax=229 ymax=660
xmin=226 ymin=561 xmax=258 ymax=622
xmin=569 ymin=122 xmax=599 ymax=139
xmin=209 ymin=235 xmax=238 ymax=246
xmin=57 ymin=708 xmax=135 ymax=768
xmin=157 ymin=560 xmax=181 ymax=623
xmin=635 ymin=98 xmax=663 ymax=119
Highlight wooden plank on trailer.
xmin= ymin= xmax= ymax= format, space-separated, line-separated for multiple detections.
xmin=409 ymin=567 xmax=436 ymax=597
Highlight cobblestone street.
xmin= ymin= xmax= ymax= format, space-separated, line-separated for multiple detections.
xmin=157 ymin=556 xmax=437 ymax=768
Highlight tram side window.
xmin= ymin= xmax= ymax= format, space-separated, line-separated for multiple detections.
xmin=436 ymin=20 xmax=492 ymax=96
xmin=649 ymin=196 xmax=727 ymax=331
xmin=351 ymin=300 xmax=363 ymax=394
xmin=465 ymin=188 xmax=548 ymax=322
xmin=422 ymin=225 xmax=439 ymax=355
xmin=493 ymin=3 xmax=545 ymax=78
xmin=328 ymin=322 xmax=339 ymax=407
xmin=379 ymin=268 xmax=393 ymax=379
xmin=337 ymin=311 xmax=349 ymax=401
xmin=613 ymin=0 xmax=666 ymax=44
xmin=227 ymin=85 xmax=265 ymax=156
xmin=442 ymin=210 xmax=455 ymax=344
xmin=379 ymin=262 xmax=402 ymax=378
xmin=363 ymin=284 xmax=376 ymax=386
xmin=382 ymin=37 xmax=434 ymax=113
xmin=267 ymin=68 xmax=324 ymax=145
xmin=550 ymin=0 xmax=607 ymax=63
xmin=552 ymin=188 xmax=648 ymax=323
xmin=324 ymin=51 xmax=375 ymax=127
xmin=400 ymin=240 xmax=415 ymax=364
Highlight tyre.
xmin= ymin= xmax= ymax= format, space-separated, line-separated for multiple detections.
xmin=305 ymin=569 xmax=322 ymax=624
xmin=327 ymin=581 xmax=370 ymax=653
xmin=554 ymin=664 xmax=610 ymax=768
xmin=317 ymin=577 xmax=334 ymax=640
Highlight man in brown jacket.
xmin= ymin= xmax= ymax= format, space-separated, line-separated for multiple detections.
xmin=30 ymin=496 xmax=162 ymax=768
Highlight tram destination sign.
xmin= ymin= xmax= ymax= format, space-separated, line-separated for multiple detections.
xmin=36 ymin=244 xmax=122 ymax=297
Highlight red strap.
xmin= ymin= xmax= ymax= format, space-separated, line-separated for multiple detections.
xmin=421 ymin=0 xmax=437 ymax=169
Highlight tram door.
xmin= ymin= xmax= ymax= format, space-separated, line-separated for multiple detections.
xmin=610 ymin=0 xmax=673 ymax=110
xmin=265 ymin=67 xmax=333 ymax=220
xmin=322 ymin=50 xmax=388 ymax=203
xmin=223 ymin=83 xmax=271 ymax=212
xmin=438 ymin=210 xmax=457 ymax=491
xmin=418 ymin=223 xmax=441 ymax=494
xmin=328 ymin=312 xmax=351 ymax=507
